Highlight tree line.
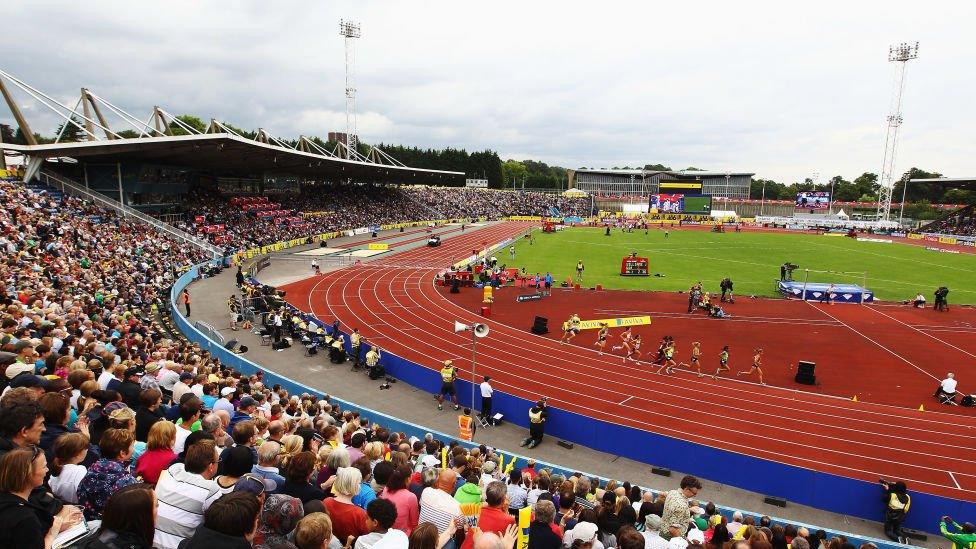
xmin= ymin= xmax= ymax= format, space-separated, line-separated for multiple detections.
xmin=6 ymin=118 xmax=974 ymax=207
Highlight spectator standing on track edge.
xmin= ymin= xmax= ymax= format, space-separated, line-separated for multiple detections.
xmin=520 ymin=398 xmax=549 ymax=449
xmin=881 ymin=479 xmax=911 ymax=543
xmin=437 ymin=360 xmax=460 ymax=411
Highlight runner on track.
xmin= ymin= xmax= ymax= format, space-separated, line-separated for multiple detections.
xmin=594 ymin=323 xmax=611 ymax=355
xmin=656 ymin=338 xmax=678 ymax=375
xmin=625 ymin=334 xmax=643 ymax=362
xmin=436 ymin=360 xmax=460 ymax=411
xmin=737 ymin=348 xmax=766 ymax=385
xmin=713 ymin=345 xmax=731 ymax=380
xmin=677 ymin=341 xmax=704 ymax=377
xmin=560 ymin=313 xmax=581 ymax=344
xmin=611 ymin=326 xmax=633 ymax=355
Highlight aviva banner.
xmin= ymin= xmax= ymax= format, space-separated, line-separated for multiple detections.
xmin=571 ymin=316 xmax=652 ymax=330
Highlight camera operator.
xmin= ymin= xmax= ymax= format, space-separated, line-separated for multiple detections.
xmin=880 ymin=479 xmax=911 ymax=543
xmin=940 ymin=516 xmax=976 ymax=549
xmin=519 ymin=398 xmax=549 ymax=449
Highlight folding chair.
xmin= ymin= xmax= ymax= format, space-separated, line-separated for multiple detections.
xmin=938 ymin=391 xmax=958 ymax=405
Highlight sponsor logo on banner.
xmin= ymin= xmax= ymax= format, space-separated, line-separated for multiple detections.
xmin=923 ymin=236 xmax=939 ymax=242
xmin=856 ymin=238 xmax=892 ymax=244
xmin=961 ymin=240 xmax=976 ymax=247
xmin=938 ymin=236 xmax=957 ymax=244
xmin=891 ymin=232 xmax=906 ymax=238
xmin=367 ymin=243 xmax=389 ymax=251
xmin=574 ymin=316 xmax=652 ymax=330
xmin=908 ymin=234 xmax=923 ymax=240
xmin=516 ymin=293 xmax=544 ymax=303
xmin=925 ymin=247 xmax=961 ymax=254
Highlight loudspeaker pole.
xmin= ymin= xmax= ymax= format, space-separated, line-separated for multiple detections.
xmin=470 ymin=330 xmax=478 ymax=412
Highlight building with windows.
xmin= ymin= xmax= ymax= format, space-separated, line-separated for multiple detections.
xmin=567 ymin=168 xmax=753 ymax=200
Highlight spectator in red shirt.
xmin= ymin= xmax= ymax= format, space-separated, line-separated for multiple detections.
xmin=324 ymin=466 xmax=371 ymax=544
xmin=460 ymin=480 xmax=515 ymax=549
xmin=522 ymin=459 xmax=538 ymax=480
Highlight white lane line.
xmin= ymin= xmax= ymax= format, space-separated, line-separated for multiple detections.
xmin=867 ymin=306 xmax=976 ymax=360
xmin=949 ymin=471 xmax=961 ymax=489
xmin=804 ymin=301 xmax=939 ymax=381
xmin=619 ymin=396 xmax=634 ymax=405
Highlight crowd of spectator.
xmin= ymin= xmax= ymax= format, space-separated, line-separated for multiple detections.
xmin=1 ymin=177 xmax=962 ymax=549
xmin=922 ymin=205 xmax=976 ymax=237
xmin=175 ymin=186 xmax=592 ymax=249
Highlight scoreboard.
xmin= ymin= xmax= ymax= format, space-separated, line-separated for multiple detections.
xmin=620 ymin=256 xmax=649 ymax=276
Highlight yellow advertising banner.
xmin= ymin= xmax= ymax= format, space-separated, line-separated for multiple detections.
xmin=367 ymin=243 xmax=389 ymax=250
xmin=908 ymin=233 xmax=923 ymax=240
xmin=508 ymin=216 xmax=543 ymax=221
xmin=938 ymin=236 xmax=957 ymax=245
xmin=568 ymin=316 xmax=652 ymax=330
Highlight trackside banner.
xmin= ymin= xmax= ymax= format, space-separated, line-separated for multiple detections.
xmin=571 ymin=316 xmax=652 ymax=330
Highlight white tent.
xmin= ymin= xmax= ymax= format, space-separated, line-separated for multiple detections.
xmin=835 ymin=209 xmax=849 ymax=219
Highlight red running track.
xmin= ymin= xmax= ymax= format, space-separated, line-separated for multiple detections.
xmin=281 ymin=221 xmax=976 ymax=502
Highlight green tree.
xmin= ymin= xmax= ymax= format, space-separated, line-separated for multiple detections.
xmin=501 ymin=160 xmax=527 ymax=188
xmin=116 ymin=129 xmax=140 ymax=139
xmin=894 ymin=167 xmax=943 ymax=203
xmin=643 ymin=163 xmax=671 ymax=171
xmin=169 ymin=114 xmax=207 ymax=136
xmin=54 ymin=116 xmax=86 ymax=142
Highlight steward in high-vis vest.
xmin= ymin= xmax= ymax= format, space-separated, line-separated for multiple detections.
xmin=437 ymin=359 xmax=460 ymax=411
xmin=520 ymin=398 xmax=549 ymax=449
xmin=458 ymin=408 xmax=476 ymax=441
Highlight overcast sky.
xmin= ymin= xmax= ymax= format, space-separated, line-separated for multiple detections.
xmin=3 ymin=1 xmax=974 ymax=183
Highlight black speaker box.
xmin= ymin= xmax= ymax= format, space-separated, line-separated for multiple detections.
xmin=794 ymin=360 xmax=816 ymax=385
xmin=531 ymin=316 xmax=549 ymax=335
xmin=763 ymin=496 xmax=787 ymax=507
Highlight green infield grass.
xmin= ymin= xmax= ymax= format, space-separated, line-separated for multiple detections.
xmin=508 ymin=227 xmax=976 ymax=304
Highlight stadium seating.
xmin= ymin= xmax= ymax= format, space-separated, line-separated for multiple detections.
xmin=0 ymin=177 xmax=910 ymax=549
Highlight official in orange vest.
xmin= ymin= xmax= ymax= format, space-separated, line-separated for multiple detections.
xmin=458 ymin=408 xmax=476 ymax=441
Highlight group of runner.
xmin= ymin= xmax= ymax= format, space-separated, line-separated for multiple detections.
xmin=562 ymin=316 xmax=766 ymax=384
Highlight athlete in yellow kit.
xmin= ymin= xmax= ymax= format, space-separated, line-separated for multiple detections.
xmin=560 ymin=313 xmax=581 ymax=344
xmin=437 ymin=359 xmax=460 ymax=411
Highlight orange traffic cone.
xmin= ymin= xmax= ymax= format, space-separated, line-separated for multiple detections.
xmin=851 ymin=395 xmax=858 ymax=402
xmin=918 ymin=404 xmax=925 ymax=412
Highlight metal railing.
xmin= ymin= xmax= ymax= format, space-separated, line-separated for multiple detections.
xmin=38 ymin=170 xmax=224 ymax=257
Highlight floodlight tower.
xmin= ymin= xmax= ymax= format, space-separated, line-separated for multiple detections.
xmin=340 ymin=19 xmax=361 ymax=159
xmin=877 ymin=41 xmax=919 ymax=222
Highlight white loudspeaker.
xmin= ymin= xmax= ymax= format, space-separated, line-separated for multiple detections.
xmin=454 ymin=321 xmax=469 ymax=333
xmin=473 ymin=323 xmax=490 ymax=338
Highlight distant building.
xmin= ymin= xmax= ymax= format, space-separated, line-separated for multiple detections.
xmin=567 ymin=168 xmax=753 ymax=199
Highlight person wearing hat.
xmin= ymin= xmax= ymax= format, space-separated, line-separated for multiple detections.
xmin=643 ymin=514 xmax=669 ymax=549
xmin=564 ymin=522 xmax=600 ymax=549
xmin=520 ymin=399 xmax=549 ymax=449
xmin=229 ymin=396 xmax=258 ymax=430
xmin=6 ymin=373 xmax=51 ymax=398
xmin=436 ymin=360 xmax=460 ymax=411
xmin=117 ymin=366 xmax=144 ymax=409
xmin=213 ymin=386 xmax=237 ymax=415
xmin=480 ymin=375 xmax=494 ymax=425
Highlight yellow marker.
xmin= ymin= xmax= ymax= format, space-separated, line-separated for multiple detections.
xmin=851 ymin=395 xmax=858 ymax=402
xmin=368 ymin=243 xmax=389 ymax=251
xmin=441 ymin=447 xmax=448 ymax=469
xmin=918 ymin=404 xmax=925 ymax=412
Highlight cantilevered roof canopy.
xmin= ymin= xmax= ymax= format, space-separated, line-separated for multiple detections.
xmin=1 ymin=134 xmax=463 ymax=184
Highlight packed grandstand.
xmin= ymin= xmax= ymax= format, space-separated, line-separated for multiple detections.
xmin=4 ymin=171 xmax=976 ymax=549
